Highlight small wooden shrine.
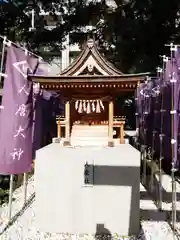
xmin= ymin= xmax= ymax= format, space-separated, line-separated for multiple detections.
xmin=31 ymin=39 xmax=148 ymax=146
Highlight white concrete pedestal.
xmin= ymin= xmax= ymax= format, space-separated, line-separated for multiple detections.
xmin=35 ymin=144 xmax=140 ymax=236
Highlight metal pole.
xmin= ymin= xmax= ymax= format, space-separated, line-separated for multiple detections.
xmin=8 ymin=174 xmax=14 ymax=222
xmin=150 ymin=131 xmax=155 ymax=193
xmin=159 ymin=136 xmax=163 ymax=210
xmin=148 ymin=77 xmax=157 ymax=193
xmin=0 ymin=35 xmax=42 ymax=59
xmin=158 ymin=57 xmax=167 ymax=210
xmin=159 ymin=69 xmax=164 ymax=211
xmin=23 ymin=173 xmax=28 ymax=205
xmin=31 ymin=9 xmax=35 ymax=30
xmin=135 ymin=81 xmax=141 ymax=148
xmin=142 ymin=79 xmax=148 ymax=186
xmin=142 ymin=131 xmax=147 ymax=185
xmin=150 ymin=70 xmax=160 ymax=195
xmin=0 ymin=36 xmax=6 ymax=87
xmin=170 ymin=43 xmax=177 ymax=230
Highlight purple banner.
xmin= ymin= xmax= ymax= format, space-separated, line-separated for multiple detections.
xmin=134 ymin=50 xmax=180 ymax=170
xmin=0 ymin=46 xmax=39 ymax=174
xmin=175 ymin=49 xmax=180 ymax=168
xmin=172 ymin=53 xmax=180 ymax=168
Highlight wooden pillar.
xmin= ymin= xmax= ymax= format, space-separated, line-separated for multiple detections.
xmin=56 ymin=120 xmax=61 ymax=138
xmin=64 ymin=100 xmax=70 ymax=146
xmin=108 ymin=100 xmax=114 ymax=147
xmin=120 ymin=122 xmax=125 ymax=144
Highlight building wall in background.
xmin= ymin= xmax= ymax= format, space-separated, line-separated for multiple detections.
xmin=41 ymin=40 xmax=80 ymax=75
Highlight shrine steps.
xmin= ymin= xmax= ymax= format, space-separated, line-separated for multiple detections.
xmin=71 ymin=138 xmax=109 ymax=146
xmin=71 ymin=124 xmax=109 ymax=146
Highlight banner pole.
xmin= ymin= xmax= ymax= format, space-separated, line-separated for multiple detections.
xmin=0 ymin=36 xmax=6 ymax=86
xmin=0 ymin=35 xmax=42 ymax=60
xmin=159 ymin=101 xmax=164 ymax=210
xmin=158 ymin=57 xmax=167 ymax=211
xmin=142 ymin=79 xmax=149 ymax=186
xmin=142 ymin=133 xmax=147 ymax=185
xmin=169 ymin=43 xmax=177 ymax=231
xmin=8 ymin=174 xmax=14 ymax=222
xmin=150 ymin=131 xmax=155 ymax=193
xmin=23 ymin=173 xmax=28 ymax=205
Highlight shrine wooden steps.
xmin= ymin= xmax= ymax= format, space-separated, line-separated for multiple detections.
xmin=70 ymin=124 xmax=109 ymax=146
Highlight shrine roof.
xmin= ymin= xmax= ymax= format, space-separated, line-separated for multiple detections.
xmin=59 ymin=38 xmax=125 ymax=76
xmin=30 ymin=38 xmax=150 ymax=85
xmin=31 ymin=72 xmax=149 ymax=83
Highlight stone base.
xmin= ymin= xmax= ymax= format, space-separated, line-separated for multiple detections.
xmin=108 ymin=141 xmax=114 ymax=147
xmin=52 ymin=138 xmax=61 ymax=143
xmin=63 ymin=140 xmax=71 ymax=146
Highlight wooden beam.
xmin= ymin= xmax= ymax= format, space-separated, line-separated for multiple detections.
xmin=31 ymin=73 xmax=148 ymax=84
xmin=108 ymin=100 xmax=114 ymax=147
xmin=56 ymin=120 xmax=61 ymax=138
xmin=64 ymin=101 xmax=70 ymax=146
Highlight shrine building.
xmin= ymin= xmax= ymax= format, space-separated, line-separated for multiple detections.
xmin=31 ymin=39 xmax=149 ymax=147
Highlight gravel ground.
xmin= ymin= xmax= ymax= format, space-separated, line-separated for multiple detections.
xmin=0 ymin=175 xmax=180 ymax=240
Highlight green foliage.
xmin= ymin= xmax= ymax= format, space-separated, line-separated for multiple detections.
xmin=0 ymin=0 xmax=180 ymax=73
xmin=0 ymin=171 xmax=34 ymax=206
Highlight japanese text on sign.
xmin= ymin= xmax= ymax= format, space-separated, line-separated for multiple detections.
xmin=15 ymin=104 xmax=27 ymax=117
xmin=10 ymin=148 xmax=24 ymax=161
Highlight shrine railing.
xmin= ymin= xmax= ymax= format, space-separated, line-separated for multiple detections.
xmin=113 ymin=116 xmax=126 ymax=125
xmin=56 ymin=115 xmax=65 ymax=122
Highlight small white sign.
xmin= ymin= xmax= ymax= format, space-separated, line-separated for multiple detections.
xmin=83 ymin=160 xmax=94 ymax=187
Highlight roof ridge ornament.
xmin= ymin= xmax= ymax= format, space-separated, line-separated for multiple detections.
xmin=87 ymin=64 xmax=94 ymax=73
xmin=87 ymin=39 xmax=94 ymax=48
